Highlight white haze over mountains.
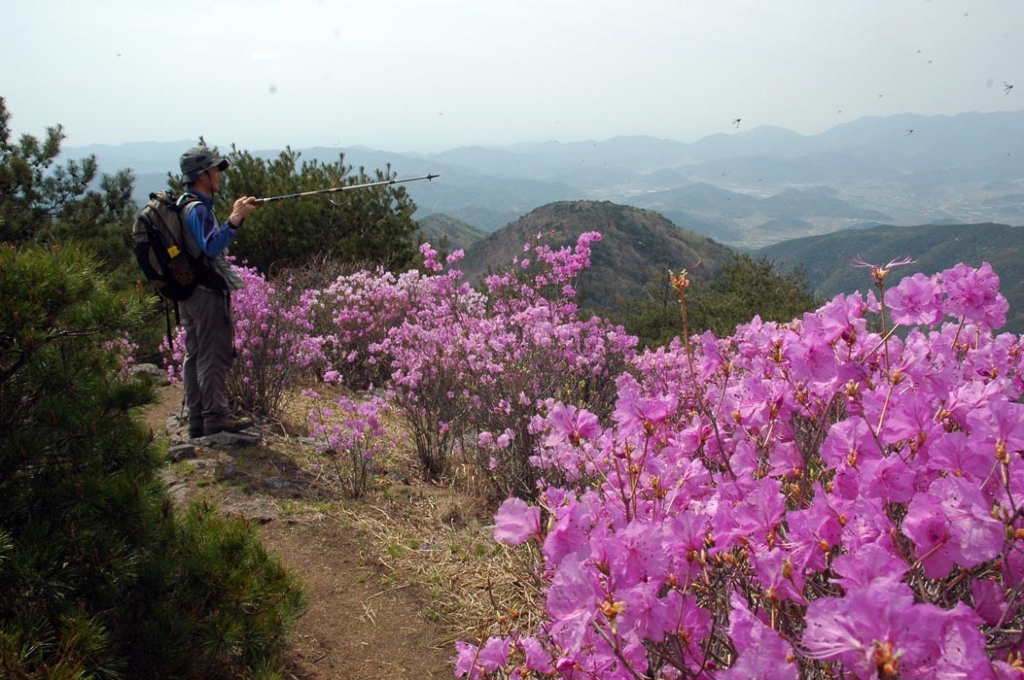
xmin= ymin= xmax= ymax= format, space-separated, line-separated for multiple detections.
xmin=5 ymin=0 xmax=1023 ymax=153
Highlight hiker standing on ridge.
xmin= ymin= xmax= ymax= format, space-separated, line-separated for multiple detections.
xmin=178 ymin=144 xmax=260 ymax=438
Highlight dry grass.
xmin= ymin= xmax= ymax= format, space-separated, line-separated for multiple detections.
xmin=262 ymin=384 xmax=547 ymax=644
xmin=333 ymin=489 xmax=546 ymax=643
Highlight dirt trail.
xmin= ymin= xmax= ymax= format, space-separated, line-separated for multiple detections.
xmin=145 ymin=383 xmax=456 ymax=680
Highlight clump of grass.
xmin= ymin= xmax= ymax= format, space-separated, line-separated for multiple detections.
xmin=332 ymin=483 xmax=545 ymax=642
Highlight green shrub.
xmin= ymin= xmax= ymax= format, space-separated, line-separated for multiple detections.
xmin=0 ymin=242 xmax=304 ymax=679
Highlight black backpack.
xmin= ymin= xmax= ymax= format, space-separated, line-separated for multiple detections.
xmin=131 ymin=191 xmax=203 ymax=301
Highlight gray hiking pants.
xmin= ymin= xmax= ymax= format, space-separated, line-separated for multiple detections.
xmin=180 ymin=286 xmax=235 ymax=430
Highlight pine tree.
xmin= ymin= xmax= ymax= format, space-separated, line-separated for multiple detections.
xmin=0 ymin=209 xmax=303 ymax=679
xmin=0 ymin=96 xmax=141 ymax=291
xmin=689 ymin=253 xmax=822 ymax=336
xmin=0 ymin=96 xmax=99 ymax=244
xmin=216 ymin=146 xmax=421 ymax=273
xmin=620 ymin=253 xmax=822 ymax=346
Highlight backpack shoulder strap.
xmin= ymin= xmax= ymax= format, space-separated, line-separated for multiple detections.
xmin=174 ymin=195 xmax=228 ymax=291
xmin=175 ymin=192 xmax=200 ymax=209
xmin=175 ymin=194 xmax=206 ymax=260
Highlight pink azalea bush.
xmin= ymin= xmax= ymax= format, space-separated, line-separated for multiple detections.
xmin=369 ymin=244 xmax=491 ymax=478
xmin=163 ymin=236 xmax=634 ymax=501
xmin=456 ymin=260 xmax=1024 ymax=679
xmin=228 ymin=264 xmax=318 ymax=415
xmin=373 ymin=235 xmax=636 ymax=497
xmin=306 ymin=380 xmax=393 ymax=499
xmin=303 ymin=263 xmax=423 ymax=390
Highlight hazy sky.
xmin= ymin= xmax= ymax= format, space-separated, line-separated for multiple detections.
xmin=4 ymin=0 xmax=1022 ymax=153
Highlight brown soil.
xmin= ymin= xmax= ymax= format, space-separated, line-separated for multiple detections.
xmin=259 ymin=518 xmax=454 ymax=679
xmin=144 ymin=383 xmax=464 ymax=680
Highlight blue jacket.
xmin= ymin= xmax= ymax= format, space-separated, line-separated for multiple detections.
xmin=184 ymin=189 xmax=237 ymax=258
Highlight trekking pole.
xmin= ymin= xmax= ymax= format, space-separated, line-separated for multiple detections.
xmin=255 ymin=173 xmax=439 ymax=204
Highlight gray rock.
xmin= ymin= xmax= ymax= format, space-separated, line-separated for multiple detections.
xmin=215 ymin=462 xmax=243 ymax=481
xmin=221 ymin=497 xmax=278 ymax=524
xmin=167 ymin=444 xmax=197 ymax=462
xmin=166 ymin=481 xmax=191 ymax=504
xmin=263 ymin=476 xmax=294 ymax=490
xmin=204 ymin=429 xmax=260 ymax=449
xmin=130 ymin=363 xmax=166 ymax=380
xmin=386 ymin=470 xmax=411 ymax=485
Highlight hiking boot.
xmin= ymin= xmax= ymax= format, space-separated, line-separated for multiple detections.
xmin=188 ymin=417 xmax=204 ymax=439
xmin=204 ymin=416 xmax=254 ymax=436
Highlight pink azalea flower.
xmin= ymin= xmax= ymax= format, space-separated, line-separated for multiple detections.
xmin=588 ymin=519 xmax=669 ymax=589
xmin=942 ymin=261 xmax=1009 ymax=329
xmin=547 ymin=560 xmax=601 ymax=651
xmin=835 ymin=494 xmax=894 ymax=554
xmin=879 ymin=388 xmax=943 ymax=452
xmin=972 ymin=578 xmax=1010 ymax=627
xmin=751 ymin=547 xmax=807 ymax=604
xmin=613 ymin=382 xmax=677 ymax=437
xmin=801 ymin=292 xmax=866 ymax=345
xmin=662 ymin=510 xmax=712 ymax=586
xmin=783 ymin=494 xmax=843 ymax=574
xmin=673 ymin=592 xmax=713 ymax=663
xmin=933 ymin=603 xmax=996 ymax=679
xmin=493 ymin=497 xmax=541 ymax=545
xmin=859 ymin=455 xmax=916 ymax=504
xmin=903 ymin=476 xmax=1005 ymax=578
xmin=946 ymin=380 xmax=1005 ymax=432
xmin=886 ymin=272 xmax=943 ymax=326
xmin=615 ymin=582 xmax=674 ymax=639
xmin=967 ymin=400 xmax=1024 ymax=464
xmin=453 ymin=641 xmax=483 ymax=679
xmin=542 ymin=497 xmax=596 ymax=565
xmin=993 ymin=660 xmax=1024 ymax=679
xmin=476 ymin=637 xmax=511 ymax=673
xmin=713 ymin=477 xmax=787 ymax=552
xmin=926 ymin=430 xmax=996 ymax=486
xmin=831 ymin=543 xmax=907 ymax=591
xmin=520 ymin=636 xmax=554 ymax=673
xmin=901 ymin=492 xmax=961 ymax=579
xmin=802 ymin=579 xmax=946 ymax=677
xmin=722 ymin=593 xmax=798 ymax=680
xmin=544 ymin=402 xmax=603 ymax=447
xmin=788 ymin=334 xmax=839 ymax=386
xmin=820 ymin=418 xmax=882 ymax=469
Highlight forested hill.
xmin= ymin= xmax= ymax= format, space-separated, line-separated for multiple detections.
xmin=417 ymin=213 xmax=487 ymax=252
xmin=756 ymin=222 xmax=1024 ymax=333
xmin=457 ymin=201 xmax=735 ymax=314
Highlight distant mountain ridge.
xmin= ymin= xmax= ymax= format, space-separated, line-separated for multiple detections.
xmin=65 ymin=109 xmax=1024 ymax=248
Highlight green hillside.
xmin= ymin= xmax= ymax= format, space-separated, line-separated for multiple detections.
xmin=757 ymin=222 xmax=1024 ymax=333
xmin=417 ymin=213 xmax=488 ymax=251
xmin=458 ymin=200 xmax=736 ymax=315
